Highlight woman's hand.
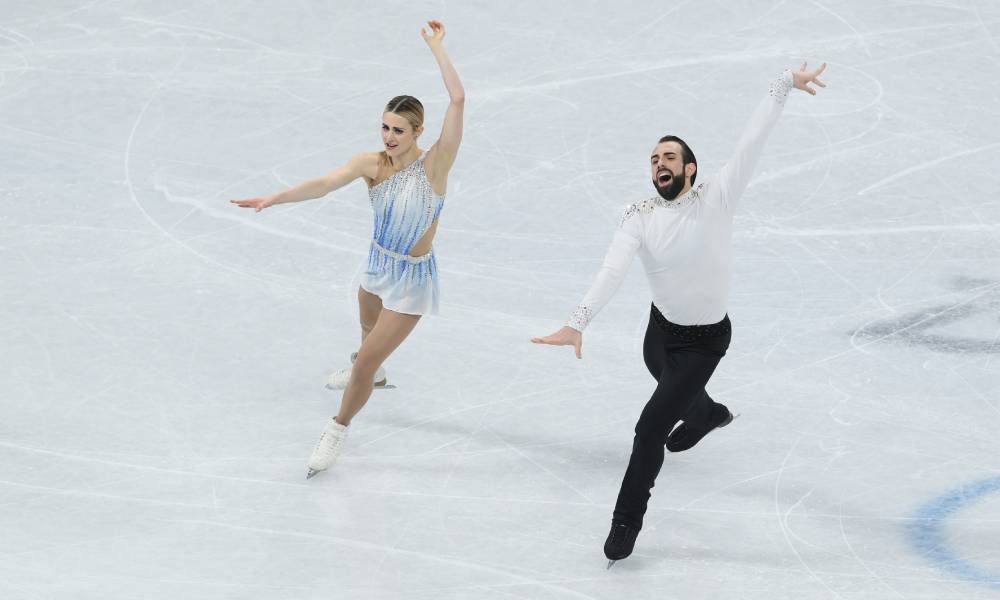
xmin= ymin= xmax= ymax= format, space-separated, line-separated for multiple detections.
xmin=792 ymin=62 xmax=827 ymax=96
xmin=421 ymin=20 xmax=445 ymax=48
xmin=230 ymin=195 xmax=276 ymax=212
xmin=531 ymin=326 xmax=584 ymax=359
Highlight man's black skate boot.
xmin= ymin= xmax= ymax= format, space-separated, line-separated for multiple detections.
xmin=604 ymin=520 xmax=639 ymax=568
xmin=666 ymin=403 xmax=734 ymax=453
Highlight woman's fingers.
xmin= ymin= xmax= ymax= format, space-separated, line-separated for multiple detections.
xmin=230 ymin=198 xmax=266 ymax=210
xmin=424 ymin=20 xmax=444 ymax=39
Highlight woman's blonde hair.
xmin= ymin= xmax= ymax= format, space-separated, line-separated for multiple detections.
xmin=385 ymin=95 xmax=424 ymax=131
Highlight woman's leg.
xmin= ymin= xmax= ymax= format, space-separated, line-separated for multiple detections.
xmin=358 ymin=286 xmax=383 ymax=345
xmin=326 ymin=287 xmax=385 ymax=389
xmin=336 ymin=308 xmax=420 ymax=425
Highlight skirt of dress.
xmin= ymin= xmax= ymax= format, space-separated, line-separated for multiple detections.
xmin=360 ymin=241 xmax=440 ymax=316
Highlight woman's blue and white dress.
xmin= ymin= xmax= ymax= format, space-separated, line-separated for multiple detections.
xmin=361 ymin=152 xmax=444 ymax=316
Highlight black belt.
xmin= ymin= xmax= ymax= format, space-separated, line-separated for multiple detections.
xmin=650 ymin=304 xmax=731 ymax=340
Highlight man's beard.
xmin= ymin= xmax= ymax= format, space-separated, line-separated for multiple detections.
xmin=652 ymin=169 xmax=686 ymax=200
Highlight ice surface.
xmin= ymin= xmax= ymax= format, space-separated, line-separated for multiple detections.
xmin=2 ymin=1 xmax=999 ymax=598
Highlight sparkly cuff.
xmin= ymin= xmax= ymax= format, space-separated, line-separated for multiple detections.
xmin=566 ymin=305 xmax=594 ymax=332
xmin=768 ymin=69 xmax=794 ymax=104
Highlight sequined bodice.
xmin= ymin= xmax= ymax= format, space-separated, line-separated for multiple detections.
xmin=368 ymin=153 xmax=445 ymax=255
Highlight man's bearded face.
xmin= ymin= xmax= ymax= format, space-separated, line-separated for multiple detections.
xmin=650 ymin=141 xmax=692 ymax=200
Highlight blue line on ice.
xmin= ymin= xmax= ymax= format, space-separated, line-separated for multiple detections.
xmin=908 ymin=475 xmax=1000 ymax=589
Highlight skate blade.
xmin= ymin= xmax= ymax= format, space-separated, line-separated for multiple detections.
xmin=606 ymin=559 xmax=616 ymax=570
xmin=325 ymin=382 xmax=396 ymax=391
xmin=718 ymin=411 xmax=740 ymax=429
xmin=306 ymin=469 xmax=321 ymax=480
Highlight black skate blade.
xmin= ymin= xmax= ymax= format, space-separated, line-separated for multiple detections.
xmin=306 ymin=469 xmax=321 ymax=480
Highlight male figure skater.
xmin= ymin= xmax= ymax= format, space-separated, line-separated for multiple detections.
xmin=532 ymin=63 xmax=827 ymax=566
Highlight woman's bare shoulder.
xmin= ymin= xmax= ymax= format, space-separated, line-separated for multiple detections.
xmin=350 ymin=151 xmax=385 ymax=181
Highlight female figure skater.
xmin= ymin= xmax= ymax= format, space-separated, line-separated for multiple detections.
xmin=231 ymin=21 xmax=464 ymax=478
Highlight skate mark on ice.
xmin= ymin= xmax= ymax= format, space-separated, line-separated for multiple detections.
xmin=0 ymin=440 xmax=310 ymax=489
xmin=774 ymin=435 xmax=850 ymax=600
xmin=158 ymin=519 xmax=603 ymax=599
xmin=808 ymin=0 xmax=873 ymax=57
xmin=837 ymin=496 xmax=907 ymax=599
xmin=857 ymin=141 xmax=1000 ymax=196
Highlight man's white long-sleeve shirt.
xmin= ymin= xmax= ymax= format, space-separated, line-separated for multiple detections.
xmin=567 ymin=70 xmax=795 ymax=331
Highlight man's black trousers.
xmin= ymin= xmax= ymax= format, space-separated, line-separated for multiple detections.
xmin=613 ymin=304 xmax=732 ymax=528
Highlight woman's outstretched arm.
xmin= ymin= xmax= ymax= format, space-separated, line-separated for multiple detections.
xmin=422 ymin=20 xmax=465 ymax=188
xmin=230 ymin=152 xmax=380 ymax=212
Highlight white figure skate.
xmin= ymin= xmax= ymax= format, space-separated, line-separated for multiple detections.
xmin=326 ymin=352 xmax=387 ymax=390
xmin=306 ymin=417 xmax=350 ymax=479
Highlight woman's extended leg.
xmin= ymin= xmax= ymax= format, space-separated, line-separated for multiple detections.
xmin=309 ymin=307 xmax=421 ymax=477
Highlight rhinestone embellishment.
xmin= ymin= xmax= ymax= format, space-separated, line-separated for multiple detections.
xmin=768 ymin=70 xmax=794 ymax=105
xmin=620 ymin=183 xmax=704 ymax=226
xmin=567 ymin=305 xmax=594 ymax=331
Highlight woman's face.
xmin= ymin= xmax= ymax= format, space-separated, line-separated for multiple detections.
xmin=382 ymin=112 xmax=421 ymax=158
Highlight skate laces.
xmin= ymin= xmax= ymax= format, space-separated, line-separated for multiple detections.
xmin=609 ymin=524 xmax=625 ymax=544
xmin=313 ymin=422 xmax=347 ymax=457
xmin=609 ymin=522 xmax=636 ymax=546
